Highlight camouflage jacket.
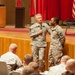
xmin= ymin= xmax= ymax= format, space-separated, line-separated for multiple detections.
xmin=29 ymin=22 xmax=50 ymax=47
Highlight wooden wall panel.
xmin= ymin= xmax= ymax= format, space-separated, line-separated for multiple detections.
xmin=0 ymin=0 xmax=31 ymax=25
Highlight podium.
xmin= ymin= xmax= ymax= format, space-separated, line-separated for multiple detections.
xmin=15 ymin=7 xmax=25 ymax=28
xmin=0 ymin=6 xmax=6 ymax=28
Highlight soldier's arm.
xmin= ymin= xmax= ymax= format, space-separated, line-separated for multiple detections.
xmin=45 ymin=24 xmax=51 ymax=34
xmin=29 ymin=28 xmax=40 ymax=37
xmin=58 ymin=29 xmax=65 ymax=47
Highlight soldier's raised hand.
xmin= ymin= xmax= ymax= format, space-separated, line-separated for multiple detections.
xmin=38 ymin=30 xmax=42 ymax=35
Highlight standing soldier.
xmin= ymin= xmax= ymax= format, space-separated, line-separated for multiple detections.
xmin=48 ymin=17 xmax=65 ymax=67
xmin=29 ymin=14 xmax=50 ymax=64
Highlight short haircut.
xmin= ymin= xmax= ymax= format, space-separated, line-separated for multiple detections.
xmin=28 ymin=62 xmax=39 ymax=70
xmin=61 ymin=55 xmax=71 ymax=64
xmin=9 ymin=43 xmax=17 ymax=52
xmin=35 ymin=14 xmax=42 ymax=19
xmin=66 ymin=59 xmax=75 ymax=70
xmin=21 ymin=66 xmax=34 ymax=75
xmin=53 ymin=17 xmax=59 ymax=24
xmin=24 ymin=54 xmax=33 ymax=65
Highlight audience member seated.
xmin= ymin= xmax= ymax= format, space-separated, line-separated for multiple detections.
xmin=28 ymin=61 xmax=39 ymax=74
xmin=0 ymin=43 xmax=23 ymax=71
xmin=48 ymin=55 xmax=71 ymax=75
xmin=23 ymin=54 xmax=33 ymax=65
xmin=20 ymin=66 xmax=34 ymax=75
xmin=65 ymin=59 xmax=75 ymax=75
xmin=15 ymin=54 xmax=33 ymax=72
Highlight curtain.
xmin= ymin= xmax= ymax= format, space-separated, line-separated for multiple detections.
xmin=36 ymin=0 xmax=47 ymax=20
xmin=36 ymin=0 xmax=60 ymax=20
xmin=16 ymin=0 xmax=21 ymax=7
xmin=30 ymin=0 xmax=74 ymax=21
xmin=47 ymin=0 xmax=60 ymax=20
xmin=29 ymin=0 xmax=35 ymax=17
xmin=60 ymin=0 xmax=73 ymax=21
xmin=72 ymin=0 xmax=75 ymax=18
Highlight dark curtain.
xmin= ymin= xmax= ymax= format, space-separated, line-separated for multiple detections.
xmin=30 ymin=0 xmax=74 ymax=21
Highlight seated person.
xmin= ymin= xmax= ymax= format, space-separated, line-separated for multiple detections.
xmin=48 ymin=55 xmax=71 ymax=75
xmin=0 ymin=43 xmax=23 ymax=71
xmin=15 ymin=54 xmax=33 ymax=72
xmin=20 ymin=66 xmax=34 ymax=75
xmin=65 ymin=59 xmax=75 ymax=75
xmin=28 ymin=62 xmax=39 ymax=74
xmin=23 ymin=54 xmax=33 ymax=65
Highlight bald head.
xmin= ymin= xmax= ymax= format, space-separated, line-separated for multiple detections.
xmin=60 ymin=55 xmax=71 ymax=64
xmin=66 ymin=59 xmax=75 ymax=73
xmin=9 ymin=43 xmax=17 ymax=53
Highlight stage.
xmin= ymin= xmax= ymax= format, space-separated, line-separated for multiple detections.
xmin=0 ymin=26 xmax=75 ymax=70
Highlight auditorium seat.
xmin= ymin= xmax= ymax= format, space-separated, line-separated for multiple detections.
xmin=0 ymin=61 xmax=9 ymax=75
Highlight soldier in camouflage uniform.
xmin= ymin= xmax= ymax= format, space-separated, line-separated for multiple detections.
xmin=29 ymin=14 xmax=50 ymax=63
xmin=48 ymin=17 xmax=65 ymax=66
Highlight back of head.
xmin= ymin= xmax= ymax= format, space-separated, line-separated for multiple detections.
xmin=61 ymin=55 xmax=71 ymax=64
xmin=21 ymin=66 xmax=34 ymax=75
xmin=28 ymin=62 xmax=39 ymax=73
xmin=66 ymin=59 xmax=75 ymax=72
xmin=9 ymin=43 xmax=17 ymax=53
xmin=24 ymin=54 xmax=33 ymax=65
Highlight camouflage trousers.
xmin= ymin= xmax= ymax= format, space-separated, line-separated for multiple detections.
xmin=32 ymin=46 xmax=45 ymax=62
xmin=48 ymin=47 xmax=63 ymax=67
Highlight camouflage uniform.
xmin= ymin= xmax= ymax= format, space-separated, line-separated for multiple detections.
xmin=29 ymin=22 xmax=50 ymax=62
xmin=49 ymin=25 xmax=65 ymax=66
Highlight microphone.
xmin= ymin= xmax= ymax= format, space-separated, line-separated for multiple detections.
xmin=40 ymin=25 xmax=42 ymax=29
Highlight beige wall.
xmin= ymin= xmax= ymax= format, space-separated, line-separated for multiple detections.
xmin=0 ymin=0 xmax=31 ymax=25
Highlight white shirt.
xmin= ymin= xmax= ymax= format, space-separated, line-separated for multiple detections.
xmin=48 ymin=63 xmax=66 ymax=75
xmin=0 ymin=52 xmax=23 ymax=71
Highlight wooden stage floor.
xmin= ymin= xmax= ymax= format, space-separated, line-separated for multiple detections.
xmin=0 ymin=25 xmax=75 ymax=43
xmin=0 ymin=25 xmax=75 ymax=70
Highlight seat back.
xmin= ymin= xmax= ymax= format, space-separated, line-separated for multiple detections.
xmin=12 ymin=71 xmax=20 ymax=75
xmin=0 ymin=61 xmax=9 ymax=75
